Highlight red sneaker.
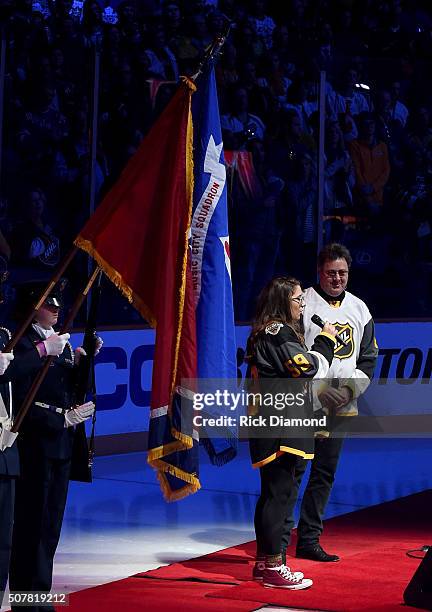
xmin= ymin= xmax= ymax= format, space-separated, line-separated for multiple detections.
xmin=262 ymin=564 xmax=313 ymax=589
xmin=253 ymin=561 xmax=304 ymax=582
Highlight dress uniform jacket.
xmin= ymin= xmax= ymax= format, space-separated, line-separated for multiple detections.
xmin=12 ymin=327 xmax=77 ymax=459
xmin=0 ymin=325 xmax=42 ymax=599
xmin=9 ymin=326 xmax=86 ymax=604
xmin=0 ymin=327 xmax=19 ymax=478
xmin=0 ymin=326 xmax=17 ymax=598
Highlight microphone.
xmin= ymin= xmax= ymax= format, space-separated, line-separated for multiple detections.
xmin=311 ymin=314 xmax=348 ymax=347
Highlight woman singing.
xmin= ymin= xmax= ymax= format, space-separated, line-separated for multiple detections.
xmin=246 ymin=276 xmax=337 ymax=589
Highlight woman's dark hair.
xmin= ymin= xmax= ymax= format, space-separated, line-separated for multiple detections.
xmin=247 ymin=276 xmax=303 ymax=359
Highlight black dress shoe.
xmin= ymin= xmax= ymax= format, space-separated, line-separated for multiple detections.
xmin=296 ymin=543 xmax=340 ymax=562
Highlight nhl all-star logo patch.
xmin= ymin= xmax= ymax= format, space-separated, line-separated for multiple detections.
xmin=333 ymin=322 xmax=354 ymax=359
xmin=265 ymin=322 xmax=284 ymax=335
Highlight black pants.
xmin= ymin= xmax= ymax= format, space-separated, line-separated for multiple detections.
xmin=9 ymin=455 xmax=71 ymax=611
xmin=0 ymin=476 xmax=15 ymax=604
xmin=254 ymin=452 xmax=298 ymax=556
xmin=281 ymin=436 xmax=345 ymax=551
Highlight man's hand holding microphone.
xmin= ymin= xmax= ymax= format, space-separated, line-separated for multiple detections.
xmin=322 ymin=321 xmax=338 ymax=337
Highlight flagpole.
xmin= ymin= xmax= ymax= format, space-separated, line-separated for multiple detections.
xmin=316 ymin=70 xmax=326 ymax=274
xmin=191 ymin=22 xmax=232 ymax=83
xmin=86 ymin=35 xmax=102 ymax=315
xmin=88 ymin=35 xmax=102 ymax=241
xmin=4 ymin=246 xmax=80 ymax=353
xmin=11 ymin=267 xmax=101 ymax=433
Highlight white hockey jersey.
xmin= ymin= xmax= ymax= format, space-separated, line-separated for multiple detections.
xmin=303 ymin=286 xmax=378 ymax=415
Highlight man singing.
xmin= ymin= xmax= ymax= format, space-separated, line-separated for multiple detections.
xmin=281 ymin=243 xmax=378 ymax=563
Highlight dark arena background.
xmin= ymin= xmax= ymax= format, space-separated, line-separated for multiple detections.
xmin=0 ymin=1 xmax=431 ymax=611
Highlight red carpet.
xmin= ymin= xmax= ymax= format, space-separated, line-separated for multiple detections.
xmin=66 ymin=579 xmax=260 ymax=612
xmin=63 ymin=490 xmax=431 ymax=611
xmin=207 ymin=548 xmax=419 ymax=611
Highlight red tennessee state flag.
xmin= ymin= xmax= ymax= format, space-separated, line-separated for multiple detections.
xmin=75 ymin=78 xmax=200 ymax=501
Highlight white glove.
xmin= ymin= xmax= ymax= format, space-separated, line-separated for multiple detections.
xmin=0 ymin=414 xmax=18 ymax=451
xmin=0 ymin=352 xmax=14 ymax=376
xmin=74 ymin=336 xmax=103 ymax=365
xmin=43 ymin=333 xmax=70 ymax=357
xmin=64 ymin=401 xmax=95 ymax=428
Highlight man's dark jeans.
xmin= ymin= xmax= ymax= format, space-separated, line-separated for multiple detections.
xmin=281 ymin=436 xmax=345 ymax=551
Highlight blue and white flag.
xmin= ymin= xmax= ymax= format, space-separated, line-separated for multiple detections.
xmin=191 ymin=67 xmax=238 ymax=465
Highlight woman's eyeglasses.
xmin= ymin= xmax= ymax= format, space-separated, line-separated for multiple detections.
xmin=292 ymin=294 xmax=305 ymax=304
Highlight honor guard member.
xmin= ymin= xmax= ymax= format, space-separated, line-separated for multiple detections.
xmin=281 ymin=243 xmax=378 ymax=563
xmin=8 ymin=282 xmax=99 ymax=610
xmin=0 ymin=257 xmax=14 ymax=606
xmin=0 ymin=327 xmax=15 ymax=605
xmin=1 ymin=264 xmax=47 ymax=604
xmin=1 ymin=267 xmax=56 ymax=604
